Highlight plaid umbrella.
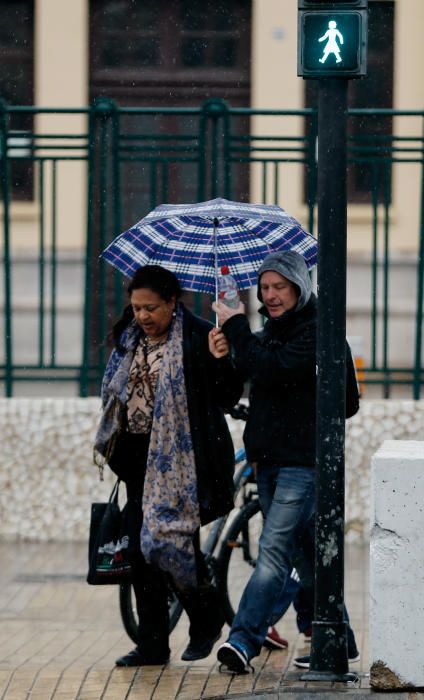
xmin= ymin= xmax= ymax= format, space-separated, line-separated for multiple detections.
xmin=102 ymin=198 xmax=317 ymax=295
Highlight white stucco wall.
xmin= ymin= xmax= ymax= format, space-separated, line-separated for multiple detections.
xmin=1 ymin=398 xmax=424 ymax=542
xmin=370 ymin=440 xmax=424 ymax=690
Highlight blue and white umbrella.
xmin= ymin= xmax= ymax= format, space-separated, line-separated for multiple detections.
xmin=102 ymin=198 xmax=317 ymax=295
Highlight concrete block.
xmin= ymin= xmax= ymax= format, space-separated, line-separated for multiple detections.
xmin=370 ymin=440 xmax=424 ymax=689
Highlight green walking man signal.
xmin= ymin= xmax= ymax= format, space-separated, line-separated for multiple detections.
xmin=297 ymin=0 xmax=368 ymax=78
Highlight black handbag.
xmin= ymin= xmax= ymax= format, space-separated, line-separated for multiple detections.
xmin=87 ymin=479 xmax=132 ymax=585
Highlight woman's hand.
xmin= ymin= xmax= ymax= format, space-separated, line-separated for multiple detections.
xmin=208 ymin=327 xmax=230 ymax=359
xmin=212 ymin=300 xmax=245 ymax=327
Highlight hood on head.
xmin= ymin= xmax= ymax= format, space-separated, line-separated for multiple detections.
xmin=257 ymin=250 xmax=312 ymax=312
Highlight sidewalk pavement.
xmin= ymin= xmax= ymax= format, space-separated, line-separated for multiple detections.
xmin=0 ymin=539 xmax=417 ymax=700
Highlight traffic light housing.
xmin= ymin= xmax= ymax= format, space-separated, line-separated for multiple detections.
xmin=298 ymin=0 xmax=368 ymax=78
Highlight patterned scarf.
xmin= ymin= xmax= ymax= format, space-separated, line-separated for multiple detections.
xmin=140 ymin=305 xmax=201 ymax=590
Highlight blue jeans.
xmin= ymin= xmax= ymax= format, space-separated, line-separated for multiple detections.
xmin=229 ymin=466 xmax=316 ymax=659
xmin=271 ymin=573 xmax=313 ymax=633
xmin=228 ymin=465 xmax=357 ymax=659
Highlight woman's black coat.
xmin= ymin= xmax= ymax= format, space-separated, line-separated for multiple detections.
xmin=181 ymin=305 xmax=244 ymax=523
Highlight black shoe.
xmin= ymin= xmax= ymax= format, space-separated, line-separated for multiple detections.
xmin=115 ymin=648 xmax=170 ymax=667
xmin=293 ymin=650 xmax=360 ymax=669
xmin=181 ymin=630 xmax=222 ymax=661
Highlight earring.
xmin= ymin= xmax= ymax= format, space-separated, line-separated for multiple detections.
xmin=172 ymin=309 xmax=177 ymax=318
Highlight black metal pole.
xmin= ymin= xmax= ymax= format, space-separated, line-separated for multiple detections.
xmin=302 ymin=77 xmax=354 ymax=682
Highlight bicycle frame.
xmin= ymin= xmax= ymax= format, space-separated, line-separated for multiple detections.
xmin=202 ymin=448 xmax=256 ymax=568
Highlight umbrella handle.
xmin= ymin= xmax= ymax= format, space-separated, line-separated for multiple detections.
xmin=214 ymin=217 xmax=219 ymax=328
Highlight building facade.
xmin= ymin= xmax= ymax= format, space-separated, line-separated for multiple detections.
xmin=1 ymin=0 xmax=424 ymax=395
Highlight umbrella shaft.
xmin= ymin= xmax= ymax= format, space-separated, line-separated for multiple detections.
xmin=214 ymin=218 xmax=219 ymax=326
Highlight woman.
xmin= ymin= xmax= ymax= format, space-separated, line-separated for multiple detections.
xmin=94 ymin=265 xmax=243 ymax=667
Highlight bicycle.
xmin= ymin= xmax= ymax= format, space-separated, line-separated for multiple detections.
xmin=119 ymin=404 xmax=263 ymax=644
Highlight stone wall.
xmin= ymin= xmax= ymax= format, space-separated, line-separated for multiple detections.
xmin=1 ymin=397 xmax=423 ymax=542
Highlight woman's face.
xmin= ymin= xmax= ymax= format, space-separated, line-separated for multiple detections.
xmin=130 ymin=288 xmax=176 ymax=339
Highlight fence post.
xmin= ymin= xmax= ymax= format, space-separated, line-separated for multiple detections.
xmin=200 ymin=98 xmax=229 ymax=200
xmin=413 ymin=118 xmax=424 ymax=399
xmin=0 ymin=99 xmax=12 ymax=397
xmin=80 ymin=97 xmax=118 ymax=396
xmin=81 ymin=104 xmax=95 ymax=397
xmin=195 ymin=98 xmax=230 ymax=317
xmin=306 ymin=107 xmax=318 ymax=237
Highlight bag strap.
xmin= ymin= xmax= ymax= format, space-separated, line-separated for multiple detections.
xmin=109 ymin=479 xmax=121 ymax=504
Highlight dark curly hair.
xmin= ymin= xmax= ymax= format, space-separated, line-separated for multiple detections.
xmin=112 ymin=265 xmax=182 ymax=347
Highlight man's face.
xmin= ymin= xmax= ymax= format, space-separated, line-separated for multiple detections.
xmin=259 ymin=271 xmax=299 ymax=318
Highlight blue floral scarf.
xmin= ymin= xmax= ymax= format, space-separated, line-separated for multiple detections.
xmin=140 ymin=305 xmax=200 ymax=590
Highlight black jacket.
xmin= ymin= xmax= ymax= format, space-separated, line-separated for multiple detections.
xmin=222 ymin=295 xmax=359 ymax=468
xmin=181 ymin=306 xmax=244 ymax=523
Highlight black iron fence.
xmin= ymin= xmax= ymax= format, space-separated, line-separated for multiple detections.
xmin=1 ymin=98 xmax=423 ymax=397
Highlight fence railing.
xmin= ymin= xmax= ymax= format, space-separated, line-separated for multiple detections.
xmin=1 ymin=99 xmax=423 ymax=397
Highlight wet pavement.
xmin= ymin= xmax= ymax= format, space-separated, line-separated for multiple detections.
xmin=0 ymin=539 xmax=388 ymax=699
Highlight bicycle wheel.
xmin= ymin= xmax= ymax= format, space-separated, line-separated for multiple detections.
xmin=119 ymin=582 xmax=183 ymax=644
xmin=215 ymin=498 xmax=262 ymax=625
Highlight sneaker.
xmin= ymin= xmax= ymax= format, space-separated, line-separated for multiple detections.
xmin=302 ymin=625 xmax=312 ymax=642
xmin=263 ymin=626 xmax=289 ymax=650
xmin=293 ymin=651 xmax=360 ymax=669
xmin=217 ymin=641 xmax=253 ymax=674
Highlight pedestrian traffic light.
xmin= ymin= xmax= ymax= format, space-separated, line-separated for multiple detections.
xmin=298 ymin=1 xmax=368 ymax=78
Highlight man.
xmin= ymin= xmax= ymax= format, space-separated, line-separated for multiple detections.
xmin=213 ymin=250 xmax=360 ymax=674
